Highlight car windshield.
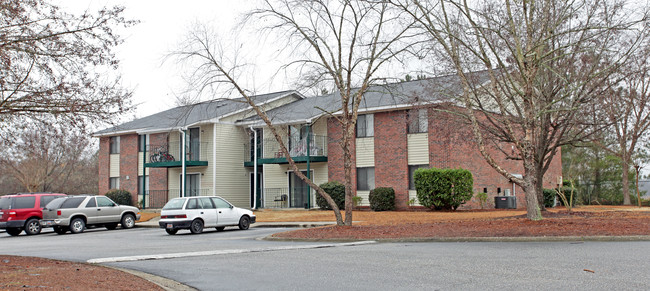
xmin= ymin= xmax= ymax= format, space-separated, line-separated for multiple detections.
xmin=163 ymin=198 xmax=186 ymax=210
xmin=0 ymin=197 xmax=11 ymax=209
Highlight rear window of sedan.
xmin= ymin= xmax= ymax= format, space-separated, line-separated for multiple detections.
xmin=163 ymin=198 xmax=186 ymax=210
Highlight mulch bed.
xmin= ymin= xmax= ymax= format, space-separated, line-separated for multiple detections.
xmin=272 ymin=211 xmax=650 ymax=239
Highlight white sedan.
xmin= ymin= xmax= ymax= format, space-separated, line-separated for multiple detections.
xmin=158 ymin=196 xmax=256 ymax=235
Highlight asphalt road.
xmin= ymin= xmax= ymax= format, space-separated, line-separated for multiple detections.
xmin=1 ymin=227 xmax=649 ymax=290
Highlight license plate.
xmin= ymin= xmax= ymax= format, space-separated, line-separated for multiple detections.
xmin=166 ymin=224 xmax=173 ymax=229
xmin=41 ymin=221 xmax=54 ymax=227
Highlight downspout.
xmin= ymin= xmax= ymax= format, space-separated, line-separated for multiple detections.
xmin=179 ymin=128 xmax=186 ymax=198
xmin=251 ymin=126 xmax=258 ymax=209
xmin=142 ymin=136 xmax=147 ymax=209
xmin=213 ymin=123 xmax=217 ymax=196
xmin=306 ymin=124 xmax=311 ymax=209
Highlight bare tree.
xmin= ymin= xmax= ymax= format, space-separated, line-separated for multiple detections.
xmin=170 ymin=0 xmax=417 ymax=225
xmin=0 ymin=123 xmax=97 ymax=194
xmin=0 ymin=0 xmax=136 ymax=137
xmin=394 ymin=0 xmax=649 ymax=219
xmin=596 ymin=42 xmax=650 ymax=205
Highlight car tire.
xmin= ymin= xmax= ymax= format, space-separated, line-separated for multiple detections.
xmin=190 ymin=219 xmax=203 ymax=234
xmin=53 ymin=226 xmax=67 ymax=235
xmin=69 ymin=218 xmax=85 ymax=234
xmin=105 ymin=223 xmax=118 ymax=230
xmin=6 ymin=228 xmax=22 ymax=236
xmin=238 ymin=216 xmax=250 ymax=230
xmin=215 ymin=226 xmax=225 ymax=232
xmin=165 ymin=229 xmax=178 ymax=235
xmin=24 ymin=218 xmax=41 ymax=235
xmin=121 ymin=214 xmax=136 ymax=229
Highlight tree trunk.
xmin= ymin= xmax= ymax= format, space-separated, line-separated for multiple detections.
xmin=342 ymin=122 xmax=354 ymax=226
xmin=621 ymin=160 xmax=631 ymax=205
xmin=523 ymin=158 xmax=543 ymax=220
xmin=535 ymin=165 xmax=546 ymax=211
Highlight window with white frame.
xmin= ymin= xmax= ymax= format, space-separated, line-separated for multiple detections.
xmin=109 ymin=177 xmax=120 ymax=189
xmin=407 ymin=109 xmax=428 ymax=134
xmin=408 ymin=164 xmax=429 ymax=190
xmin=138 ymin=134 xmax=148 ymax=152
xmin=138 ymin=175 xmax=149 ymax=194
xmin=356 ymin=167 xmax=375 ymax=191
xmin=356 ymin=114 xmax=374 ymax=138
xmin=109 ymin=136 xmax=120 ymax=154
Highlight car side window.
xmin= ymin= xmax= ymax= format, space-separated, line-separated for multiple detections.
xmin=61 ymin=197 xmax=86 ymax=209
xmin=186 ymin=198 xmax=200 ymax=209
xmin=211 ymin=198 xmax=231 ymax=209
xmin=96 ymin=197 xmax=115 ymax=207
xmin=40 ymin=196 xmax=59 ymax=207
xmin=199 ymin=198 xmax=215 ymax=209
xmin=13 ymin=197 xmax=36 ymax=209
xmin=85 ymin=198 xmax=97 ymax=208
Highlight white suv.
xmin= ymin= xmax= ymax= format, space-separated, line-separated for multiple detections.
xmin=159 ymin=196 xmax=256 ymax=235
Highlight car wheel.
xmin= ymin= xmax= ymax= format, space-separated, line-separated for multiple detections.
xmin=69 ymin=218 xmax=85 ymax=234
xmin=6 ymin=228 xmax=22 ymax=236
xmin=190 ymin=219 xmax=203 ymax=234
xmin=215 ymin=226 xmax=225 ymax=232
xmin=121 ymin=214 xmax=136 ymax=229
xmin=53 ymin=226 xmax=67 ymax=235
xmin=238 ymin=216 xmax=250 ymax=230
xmin=105 ymin=223 xmax=118 ymax=230
xmin=165 ymin=229 xmax=178 ymax=235
xmin=24 ymin=218 xmax=41 ymax=235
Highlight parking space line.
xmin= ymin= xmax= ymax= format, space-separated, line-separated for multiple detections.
xmin=87 ymin=241 xmax=377 ymax=264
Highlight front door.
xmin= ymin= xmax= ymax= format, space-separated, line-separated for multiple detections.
xmin=180 ymin=174 xmax=200 ymax=197
xmin=289 ymin=171 xmax=311 ymax=208
xmin=250 ymin=171 xmax=263 ymax=208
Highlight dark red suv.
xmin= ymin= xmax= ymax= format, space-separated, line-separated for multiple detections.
xmin=0 ymin=193 xmax=67 ymax=236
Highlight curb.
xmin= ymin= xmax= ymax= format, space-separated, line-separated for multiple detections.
xmin=107 ymin=265 xmax=197 ymax=291
xmin=263 ymin=235 xmax=650 ymax=243
xmin=135 ymin=221 xmax=336 ymax=229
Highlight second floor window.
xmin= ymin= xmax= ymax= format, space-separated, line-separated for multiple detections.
xmin=408 ymin=109 xmax=428 ymax=134
xmin=109 ymin=136 xmax=120 ymax=154
xmin=356 ymin=114 xmax=374 ymax=138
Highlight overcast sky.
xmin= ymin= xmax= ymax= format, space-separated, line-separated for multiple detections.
xmin=59 ymin=1 xmax=285 ymax=120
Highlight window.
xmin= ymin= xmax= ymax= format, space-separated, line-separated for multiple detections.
xmin=13 ymin=197 xmax=36 ymax=209
xmin=409 ymin=164 xmax=429 ymax=190
xmin=356 ymin=114 xmax=374 ymax=138
xmin=40 ymin=195 xmax=60 ymax=207
xmin=199 ymin=197 xmax=215 ymax=209
xmin=110 ymin=136 xmax=120 ymax=154
xmin=138 ymin=134 xmax=148 ymax=152
xmin=138 ymin=176 xmax=149 ymax=194
xmin=109 ymin=177 xmax=120 ymax=190
xmin=61 ymin=197 xmax=85 ymax=209
xmin=357 ymin=167 xmax=375 ymax=191
xmin=408 ymin=109 xmax=428 ymax=134
xmin=211 ymin=197 xmax=231 ymax=209
xmin=85 ymin=198 xmax=96 ymax=208
xmin=186 ymin=198 xmax=200 ymax=209
xmin=97 ymin=196 xmax=116 ymax=207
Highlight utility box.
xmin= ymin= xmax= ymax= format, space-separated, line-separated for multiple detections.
xmin=494 ymin=196 xmax=517 ymax=209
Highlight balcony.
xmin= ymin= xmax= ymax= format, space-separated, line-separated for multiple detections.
xmin=144 ymin=141 xmax=208 ymax=168
xmin=244 ymin=135 xmax=328 ymax=166
xmin=262 ymin=187 xmax=312 ymax=208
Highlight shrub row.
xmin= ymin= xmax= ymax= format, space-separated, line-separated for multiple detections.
xmin=414 ymin=167 xmax=473 ymax=210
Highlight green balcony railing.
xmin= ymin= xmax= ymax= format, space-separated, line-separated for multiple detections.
xmin=244 ymin=134 xmax=327 ymax=164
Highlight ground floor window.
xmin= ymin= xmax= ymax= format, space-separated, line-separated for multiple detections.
xmin=109 ymin=177 xmax=120 ymax=190
xmin=357 ymin=167 xmax=375 ymax=191
xmin=408 ymin=164 xmax=429 ymax=190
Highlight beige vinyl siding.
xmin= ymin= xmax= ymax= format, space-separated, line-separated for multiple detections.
xmin=357 ymin=190 xmax=371 ymax=206
xmin=137 ymin=152 xmax=149 ymax=176
xmin=262 ymin=162 xmax=328 ymax=208
xmin=168 ymin=168 xmax=180 ymax=193
xmin=213 ymin=124 xmax=250 ymax=208
xmin=199 ymin=124 xmax=214 ymax=192
xmin=408 ymin=190 xmax=422 ymax=206
xmin=109 ymin=154 xmax=120 ymax=177
xmin=407 ymin=133 xmax=429 ymax=165
xmin=312 ymin=119 xmax=327 ymax=136
xmin=355 ymin=138 xmax=375 ymax=167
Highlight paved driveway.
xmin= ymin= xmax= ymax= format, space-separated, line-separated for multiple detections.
xmin=1 ymin=227 xmax=649 ymax=290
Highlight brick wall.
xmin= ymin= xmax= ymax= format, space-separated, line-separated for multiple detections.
xmin=327 ymin=118 xmax=356 ymax=189
xmin=374 ymin=111 xmax=408 ymax=210
xmin=98 ymin=137 xmax=110 ymax=195
xmin=119 ymin=134 xmax=139 ymax=204
xmin=148 ymin=133 xmax=169 ymax=206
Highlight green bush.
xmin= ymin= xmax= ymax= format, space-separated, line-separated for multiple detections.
xmin=105 ymin=189 xmax=133 ymax=206
xmin=414 ymin=168 xmax=473 ymax=210
xmin=369 ymin=187 xmax=395 ymax=211
xmin=543 ymin=189 xmax=556 ymax=208
xmin=316 ymin=181 xmax=345 ymax=210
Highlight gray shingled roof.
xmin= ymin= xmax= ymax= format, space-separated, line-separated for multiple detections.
xmin=238 ymin=71 xmax=488 ymax=126
xmin=93 ymin=90 xmax=298 ymax=136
